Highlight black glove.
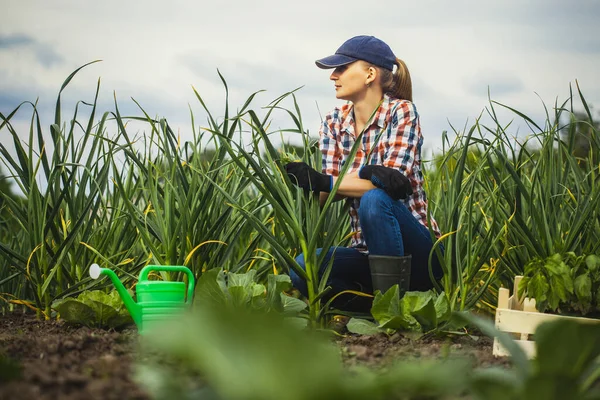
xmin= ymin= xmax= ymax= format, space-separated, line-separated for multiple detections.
xmin=285 ymin=162 xmax=332 ymax=192
xmin=359 ymin=165 xmax=413 ymax=200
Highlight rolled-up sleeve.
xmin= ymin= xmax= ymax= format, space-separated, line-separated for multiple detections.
xmin=383 ymin=101 xmax=421 ymax=176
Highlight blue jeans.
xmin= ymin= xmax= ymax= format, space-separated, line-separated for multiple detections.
xmin=289 ymin=189 xmax=443 ymax=311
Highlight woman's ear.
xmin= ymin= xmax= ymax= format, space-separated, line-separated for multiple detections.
xmin=366 ymin=66 xmax=378 ymax=86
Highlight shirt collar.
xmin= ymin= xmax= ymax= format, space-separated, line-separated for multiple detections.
xmin=341 ymin=95 xmax=392 ymax=134
xmin=374 ymin=94 xmax=392 ymax=128
xmin=340 ymin=103 xmax=354 ymax=135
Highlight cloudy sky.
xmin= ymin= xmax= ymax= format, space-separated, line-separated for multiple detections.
xmin=1 ymin=0 xmax=599 ymax=157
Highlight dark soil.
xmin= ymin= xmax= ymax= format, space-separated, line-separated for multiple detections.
xmin=0 ymin=312 xmax=510 ymax=400
xmin=338 ymin=330 xmax=511 ymax=370
xmin=0 ymin=312 xmax=149 ymax=400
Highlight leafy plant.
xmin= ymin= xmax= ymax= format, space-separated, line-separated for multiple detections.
xmin=109 ymin=92 xmax=264 ymax=275
xmin=193 ymin=268 xmax=307 ymax=317
xmin=571 ymin=254 xmax=600 ymax=315
xmin=346 ymin=285 xmax=451 ymax=336
xmin=458 ymin=312 xmax=600 ymax=400
xmin=0 ymin=61 xmax=142 ymax=317
xmin=52 ymin=290 xmax=133 ymax=329
xmin=137 ymin=302 xmax=600 ymax=399
xmin=481 ymin=85 xmax=600 ymax=288
xmin=135 ymin=302 xmax=471 ymax=400
xmin=519 ymin=252 xmax=600 ymax=315
xmin=198 ymin=84 xmax=363 ymax=329
xmin=427 ymin=85 xmax=600 ymax=315
xmin=426 ymin=123 xmax=507 ymax=313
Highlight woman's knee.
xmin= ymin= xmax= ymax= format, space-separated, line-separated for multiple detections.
xmin=361 ymin=188 xmax=389 ymax=205
xmin=358 ymin=189 xmax=393 ymax=223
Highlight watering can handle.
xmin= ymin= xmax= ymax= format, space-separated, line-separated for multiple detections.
xmin=139 ymin=265 xmax=196 ymax=303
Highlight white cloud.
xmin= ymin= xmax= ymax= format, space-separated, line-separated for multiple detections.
xmin=1 ymin=0 xmax=599 ymax=157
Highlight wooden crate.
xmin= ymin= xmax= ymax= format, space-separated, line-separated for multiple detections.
xmin=493 ymin=275 xmax=600 ymax=358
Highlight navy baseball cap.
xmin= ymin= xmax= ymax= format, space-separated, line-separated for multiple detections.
xmin=315 ymin=35 xmax=396 ymax=71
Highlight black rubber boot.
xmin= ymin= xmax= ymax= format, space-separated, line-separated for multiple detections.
xmin=368 ymin=255 xmax=412 ymax=296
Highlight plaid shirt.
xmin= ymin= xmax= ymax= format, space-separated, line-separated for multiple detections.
xmin=320 ymin=94 xmax=441 ymax=250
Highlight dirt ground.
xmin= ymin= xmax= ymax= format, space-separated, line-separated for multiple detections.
xmin=337 ymin=328 xmax=510 ymax=370
xmin=0 ymin=312 xmax=148 ymax=400
xmin=0 ymin=311 xmax=510 ymax=400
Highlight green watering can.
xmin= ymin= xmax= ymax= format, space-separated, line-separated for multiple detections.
xmin=89 ymin=263 xmax=195 ymax=334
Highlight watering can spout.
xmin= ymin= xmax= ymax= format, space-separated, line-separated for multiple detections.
xmin=89 ymin=264 xmax=142 ymax=326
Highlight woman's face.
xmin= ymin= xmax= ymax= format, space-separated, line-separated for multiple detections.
xmin=329 ymin=61 xmax=372 ymax=102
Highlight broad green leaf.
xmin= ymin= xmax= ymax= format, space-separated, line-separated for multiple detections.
xmin=346 ymin=318 xmax=382 ymax=336
xmin=79 ymin=289 xmax=112 ymax=305
xmin=548 ymin=275 xmax=570 ymax=310
xmin=78 ymin=291 xmax=121 ymax=327
xmin=250 ymin=294 xmax=267 ymax=311
xmin=54 ymin=291 xmax=133 ymax=328
xmin=434 ymin=292 xmax=451 ymax=322
xmin=371 ymin=285 xmax=400 ymax=324
xmin=401 ymin=290 xmax=435 ymax=308
xmin=410 ymin=298 xmax=437 ymax=331
xmin=228 ymin=286 xmax=250 ymax=308
xmin=107 ymin=290 xmax=129 ymax=313
xmin=370 ymin=287 xmax=437 ymax=331
xmin=522 ymin=376 xmax=579 ymax=400
xmin=251 ymin=283 xmax=266 ymax=298
xmin=523 ymin=258 xmax=542 ymax=276
xmin=379 ymin=315 xmax=418 ymax=331
xmin=549 ymin=253 xmax=563 ymax=265
xmin=281 ymin=294 xmax=307 ymax=314
xmin=266 ymin=274 xmax=292 ymax=312
xmin=402 ymin=291 xmax=437 ymax=331
xmin=194 ymin=268 xmax=228 ymax=308
xmin=543 ymin=260 xmax=562 ymax=276
xmin=470 ymin=368 xmax=520 ymax=400
xmin=561 ymin=269 xmax=574 ymax=294
xmin=534 ymin=319 xmax=600 ymax=379
xmin=586 ymin=255 xmax=600 ymax=273
xmin=544 ymin=257 xmax=571 ymax=280
xmin=527 ymin=273 xmax=549 ymax=307
xmin=267 ymin=274 xmax=293 ymax=294
xmin=228 ymin=270 xmax=257 ymax=288
xmin=87 ymin=300 xmax=118 ymax=326
xmin=227 ymin=271 xmax=263 ymax=309
xmin=574 ymin=273 xmax=592 ymax=305
xmin=53 ymin=299 xmax=96 ymax=326
xmin=283 ymin=317 xmax=309 ymax=330
xmin=141 ymin=303 xmax=350 ymax=400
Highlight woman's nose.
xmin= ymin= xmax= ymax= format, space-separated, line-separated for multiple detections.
xmin=330 ymin=71 xmax=337 ymax=80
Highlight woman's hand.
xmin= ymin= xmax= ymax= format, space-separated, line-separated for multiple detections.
xmin=285 ymin=162 xmax=332 ymax=192
xmin=358 ymin=165 xmax=413 ymax=200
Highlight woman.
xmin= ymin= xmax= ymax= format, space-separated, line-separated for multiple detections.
xmin=286 ymin=35 xmax=443 ymax=311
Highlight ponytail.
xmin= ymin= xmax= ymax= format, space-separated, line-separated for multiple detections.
xmin=379 ymin=57 xmax=413 ymax=101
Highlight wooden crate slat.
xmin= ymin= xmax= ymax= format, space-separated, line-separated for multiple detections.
xmin=496 ymin=308 xmax=600 ymax=335
xmin=497 ymin=287 xmax=510 ymax=309
xmin=510 ymin=276 xmax=523 ymax=311
xmin=493 ymin=276 xmax=600 ymax=358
